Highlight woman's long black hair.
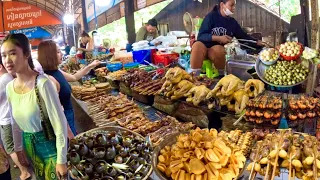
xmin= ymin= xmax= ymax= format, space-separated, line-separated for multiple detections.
xmin=3 ymin=33 xmax=34 ymax=70
xmin=213 ymin=0 xmax=229 ymax=11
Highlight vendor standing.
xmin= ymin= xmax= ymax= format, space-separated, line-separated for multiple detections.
xmin=136 ymin=19 xmax=159 ymax=42
xmin=190 ymin=0 xmax=263 ymax=74
xmin=77 ymin=31 xmax=94 ymax=59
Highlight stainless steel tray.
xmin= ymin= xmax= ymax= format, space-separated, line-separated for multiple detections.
xmin=226 ymin=59 xmax=256 ymax=81
xmin=255 ymin=58 xmax=312 ymax=88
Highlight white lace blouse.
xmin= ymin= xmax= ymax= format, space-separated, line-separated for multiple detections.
xmin=6 ymin=75 xmax=67 ymax=164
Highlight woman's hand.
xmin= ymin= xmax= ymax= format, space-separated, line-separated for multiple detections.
xmin=257 ymin=40 xmax=265 ymax=47
xmin=217 ymin=35 xmax=232 ymax=44
xmin=89 ymin=60 xmax=101 ymax=69
xmin=56 ymin=164 xmax=68 ymax=180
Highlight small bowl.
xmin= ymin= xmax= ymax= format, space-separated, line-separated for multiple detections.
xmin=279 ymin=43 xmax=304 ymax=61
xmin=259 ymin=48 xmax=279 ymax=65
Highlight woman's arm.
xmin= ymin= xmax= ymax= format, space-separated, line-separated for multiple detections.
xmin=233 ymin=20 xmax=256 ymax=41
xmin=48 ymin=75 xmax=60 ymax=92
xmin=77 ymin=47 xmax=92 ymax=52
xmin=60 ymin=60 xmax=101 ymax=82
xmin=86 ymin=38 xmax=94 ymax=51
xmin=11 ymin=110 xmax=23 ymax=152
xmin=197 ymin=12 xmax=215 ymax=42
xmin=39 ymin=78 xmax=67 ymax=165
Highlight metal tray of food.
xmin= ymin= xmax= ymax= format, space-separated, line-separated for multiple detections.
xmin=152 ymin=132 xmax=245 ymax=180
xmin=255 ymin=58 xmax=312 ymax=88
xmin=226 ymin=59 xmax=256 ymax=81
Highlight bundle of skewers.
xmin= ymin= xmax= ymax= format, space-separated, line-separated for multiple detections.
xmin=85 ymin=94 xmax=141 ymax=127
xmin=247 ymin=130 xmax=289 ymax=179
xmin=246 ymin=129 xmax=320 ymax=180
xmin=218 ymin=130 xmax=253 ymax=157
xmin=288 ymin=95 xmax=318 ymax=121
xmin=120 ymin=68 xmax=165 ymax=96
xmin=132 ymin=79 xmax=165 ymax=96
xmin=245 ymin=93 xmax=283 ymax=125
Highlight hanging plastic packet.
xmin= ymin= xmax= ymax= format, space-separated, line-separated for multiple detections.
xmin=152 ymin=68 xmax=165 ymax=80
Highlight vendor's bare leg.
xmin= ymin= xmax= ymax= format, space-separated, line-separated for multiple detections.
xmin=208 ymin=45 xmax=226 ymax=70
xmin=190 ymin=41 xmax=208 ymax=74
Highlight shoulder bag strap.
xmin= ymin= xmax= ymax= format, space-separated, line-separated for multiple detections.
xmin=34 ymin=74 xmax=46 ymax=121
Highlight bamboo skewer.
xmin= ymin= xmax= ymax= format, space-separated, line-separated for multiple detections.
xmin=264 ymin=161 xmax=271 ymax=180
xmin=249 ymin=172 xmax=257 ymax=180
xmin=271 ymin=130 xmax=287 ymax=180
xmin=292 ymin=169 xmax=295 ymax=180
xmin=289 ymin=152 xmax=292 ymax=180
xmin=313 ymin=137 xmax=318 ymax=180
xmin=249 ymin=141 xmax=263 ymax=180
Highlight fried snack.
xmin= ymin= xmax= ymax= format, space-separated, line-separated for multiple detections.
xmin=157 ymin=128 xmax=246 ymax=180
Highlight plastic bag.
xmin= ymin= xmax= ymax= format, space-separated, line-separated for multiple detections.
xmin=302 ymin=47 xmax=318 ymax=59
xmin=151 ymin=35 xmax=178 ymax=47
xmin=70 ymin=46 xmax=77 ymax=55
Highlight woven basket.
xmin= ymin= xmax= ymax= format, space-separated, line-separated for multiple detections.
xmin=73 ymin=126 xmax=153 ymax=180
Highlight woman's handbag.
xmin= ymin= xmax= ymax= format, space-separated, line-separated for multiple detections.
xmin=34 ymin=75 xmax=56 ymax=141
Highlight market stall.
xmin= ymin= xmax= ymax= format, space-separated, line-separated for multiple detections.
xmin=63 ymin=32 xmax=320 ymax=180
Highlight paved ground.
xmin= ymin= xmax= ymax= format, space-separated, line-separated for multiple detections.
xmin=9 ymin=159 xmax=36 ymax=180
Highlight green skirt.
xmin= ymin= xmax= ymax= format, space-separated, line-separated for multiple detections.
xmin=23 ymin=131 xmax=57 ymax=180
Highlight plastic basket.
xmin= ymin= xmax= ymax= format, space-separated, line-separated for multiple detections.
xmin=124 ymin=62 xmax=139 ymax=70
xmin=153 ymin=52 xmax=179 ymax=66
xmin=132 ymin=49 xmax=156 ymax=65
xmin=106 ymin=63 xmax=122 ymax=72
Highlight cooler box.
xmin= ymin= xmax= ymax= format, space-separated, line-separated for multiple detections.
xmin=153 ymin=52 xmax=180 ymax=66
xmin=132 ymin=49 xmax=156 ymax=65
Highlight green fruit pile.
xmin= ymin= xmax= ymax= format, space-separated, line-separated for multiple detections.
xmin=264 ymin=61 xmax=309 ymax=86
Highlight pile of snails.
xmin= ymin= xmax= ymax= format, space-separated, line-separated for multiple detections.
xmin=68 ymin=129 xmax=152 ymax=180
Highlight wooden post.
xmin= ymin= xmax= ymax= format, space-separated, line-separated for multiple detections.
xmin=300 ymin=0 xmax=311 ymax=47
xmin=125 ymin=0 xmax=136 ymax=44
xmin=81 ymin=0 xmax=89 ymax=32
xmin=305 ymin=0 xmax=319 ymax=94
xmin=310 ymin=0 xmax=319 ymax=49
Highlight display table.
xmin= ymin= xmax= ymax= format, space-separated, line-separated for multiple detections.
xmin=71 ymin=96 xmax=97 ymax=134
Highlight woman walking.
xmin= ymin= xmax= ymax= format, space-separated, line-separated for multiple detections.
xmin=1 ymin=33 xmax=68 ymax=180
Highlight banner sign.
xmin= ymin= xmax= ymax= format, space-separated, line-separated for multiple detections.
xmin=85 ymin=0 xmax=121 ymax=22
xmin=10 ymin=27 xmax=51 ymax=39
xmin=3 ymin=1 xmax=61 ymax=31
xmin=0 ymin=3 xmax=3 ymax=32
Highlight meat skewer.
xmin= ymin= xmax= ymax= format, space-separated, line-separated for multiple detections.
xmin=270 ymin=129 xmax=290 ymax=180
xmin=139 ymin=81 xmax=163 ymax=94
